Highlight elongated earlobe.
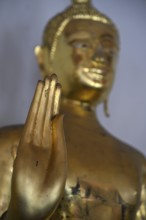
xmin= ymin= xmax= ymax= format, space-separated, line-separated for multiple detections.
xmin=34 ymin=46 xmax=52 ymax=78
xmin=103 ymin=98 xmax=110 ymax=117
xmin=34 ymin=46 xmax=45 ymax=73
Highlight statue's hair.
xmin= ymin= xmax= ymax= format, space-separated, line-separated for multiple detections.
xmin=43 ymin=0 xmax=119 ymax=55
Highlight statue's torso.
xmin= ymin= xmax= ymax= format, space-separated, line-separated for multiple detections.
xmin=0 ymin=103 xmax=145 ymax=220
xmin=50 ymin=104 xmax=144 ymax=220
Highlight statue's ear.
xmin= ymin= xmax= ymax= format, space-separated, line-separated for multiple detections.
xmin=34 ymin=45 xmax=52 ymax=78
xmin=34 ymin=45 xmax=44 ymax=73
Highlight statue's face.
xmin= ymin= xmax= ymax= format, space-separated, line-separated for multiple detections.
xmin=45 ymin=19 xmax=119 ymax=104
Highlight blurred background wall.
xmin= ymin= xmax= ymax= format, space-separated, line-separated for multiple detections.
xmin=0 ymin=0 xmax=146 ymax=155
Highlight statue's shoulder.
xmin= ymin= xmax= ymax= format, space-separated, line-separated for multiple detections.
xmin=108 ymin=131 xmax=145 ymax=164
xmin=0 ymin=124 xmax=23 ymax=149
xmin=0 ymin=124 xmax=23 ymax=134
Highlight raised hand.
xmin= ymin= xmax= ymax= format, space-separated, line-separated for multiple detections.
xmin=6 ymin=75 xmax=67 ymax=220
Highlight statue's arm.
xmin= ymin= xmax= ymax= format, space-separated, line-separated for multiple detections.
xmin=135 ymin=159 xmax=146 ymax=220
xmin=4 ymin=75 xmax=67 ymax=220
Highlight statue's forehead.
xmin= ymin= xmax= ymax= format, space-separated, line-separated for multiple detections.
xmin=64 ymin=19 xmax=117 ymax=41
xmin=65 ymin=19 xmax=112 ymax=30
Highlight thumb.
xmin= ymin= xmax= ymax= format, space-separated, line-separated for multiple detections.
xmin=52 ymin=114 xmax=65 ymax=148
xmin=52 ymin=114 xmax=67 ymax=174
xmin=49 ymin=114 xmax=67 ymax=203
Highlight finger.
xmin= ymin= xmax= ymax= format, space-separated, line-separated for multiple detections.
xmin=22 ymin=81 xmax=43 ymax=142
xmin=44 ymin=115 xmax=67 ymax=195
xmin=33 ymin=78 xmax=50 ymax=146
xmin=52 ymin=83 xmax=62 ymax=117
xmin=45 ymin=74 xmax=57 ymax=120
xmin=42 ymin=74 xmax=57 ymax=147
xmin=47 ymin=74 xmax=58 ymax=119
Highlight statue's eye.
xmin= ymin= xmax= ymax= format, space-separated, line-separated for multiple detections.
xmin=72 ymin=42 xmax=89 ymax=49
xmin=105 ymin=48 xmax=114 ymax=56
xmin=101 ymin=41 xmax=115 ymax=56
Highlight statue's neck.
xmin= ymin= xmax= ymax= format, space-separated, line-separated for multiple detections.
xmin=61 ymin=98 xmax=100 ymax=122
xmin=60 ymin=98 xmax=108 ymax=137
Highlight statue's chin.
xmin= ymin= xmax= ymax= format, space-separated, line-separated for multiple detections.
xmin=66 ymin=84 xmax=104 ymax=105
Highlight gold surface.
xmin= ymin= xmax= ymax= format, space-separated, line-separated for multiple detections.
xmin=0 ymin=0 xmax=146 ymax=219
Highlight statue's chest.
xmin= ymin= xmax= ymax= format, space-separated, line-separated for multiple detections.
xmin=50 ymin=162 xmax=137 ymax=220
xmin=54 ymin=116 xmax=140 ymax=219
xmin=50 ymin=179 xmax=130 ymax=220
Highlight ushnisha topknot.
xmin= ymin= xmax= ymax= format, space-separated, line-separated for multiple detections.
xmin=72 ymin=0 xmax=91 ymax=4
xmin=43 ymin=0 xmax=119 ymax=59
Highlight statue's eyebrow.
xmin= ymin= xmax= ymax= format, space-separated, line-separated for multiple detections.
xmin=66 ymin=31 xmax=91 ymax=43
xmin=68 ymin=39 xmax=90 ymax=47
xmin=100 ymin=34 xmax=114 ymax=41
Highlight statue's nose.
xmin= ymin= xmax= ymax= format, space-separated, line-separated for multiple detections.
xmin=92 ymin=45 xmax=105 ymax=62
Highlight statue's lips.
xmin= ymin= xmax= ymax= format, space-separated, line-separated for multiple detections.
xmin=77 ymin=67 xmax=107 ymax=88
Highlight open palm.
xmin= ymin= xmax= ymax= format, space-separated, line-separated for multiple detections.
xmin=6 ymin=75 xmax=67 ymax=220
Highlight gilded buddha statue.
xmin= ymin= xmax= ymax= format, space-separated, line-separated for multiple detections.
xmin=0 ymin=0 xmax=145 ymax=219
